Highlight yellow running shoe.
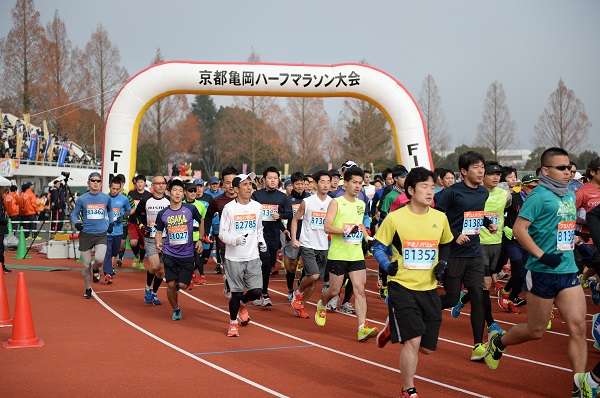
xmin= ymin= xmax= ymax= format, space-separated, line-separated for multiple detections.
xmin=471 ymin=342 xmax=487 ymax=361
xmin=315 ymin=300 xmax=327 ymax=326
xmin=358 ymin=322 xmax=379 ymax=342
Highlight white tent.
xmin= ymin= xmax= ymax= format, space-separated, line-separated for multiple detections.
xmin=0 ymin=175 xmax=12 ymax=186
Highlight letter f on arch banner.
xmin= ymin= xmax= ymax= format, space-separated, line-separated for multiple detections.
xmin=102 ymin=62 xmax=432 ymax=190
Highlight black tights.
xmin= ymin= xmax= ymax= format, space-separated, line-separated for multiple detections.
xmin=229 ymin=289 xmax=262 ymax=320
xmin=441 ymin=286 xmax=485 ymax=345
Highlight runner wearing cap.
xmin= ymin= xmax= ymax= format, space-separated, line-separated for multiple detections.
xmin=497 ymin=174 xmax=538 ymax=313
xmin=219 ymin=172 xmax=266 ymax=337
xmin=205 ymin=175 xmax=225 ymax=273
xmin=128 ymin=174 xmax=152 ymax=269
xmin=569 ymin=162 xmax=583 ymax=193
xmin=327 ymin=169 xmax=342 ymax=194
xmin=194 ymin=178 xmax=213 ymax=203
xmin=71 ymin=172 xmax=114 ymax=299
xmin=251 ymin=166 xmax=287 ymax=306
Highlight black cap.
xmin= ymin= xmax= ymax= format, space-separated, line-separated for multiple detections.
xmin=328 ymin=169 xmax=341 ymax=177
xmin=484 ymin=164 xmax=502 ymax=174
xmin=521 ymin=174 xmax=539 ymax=185
xmin=184 ymin=182 xmax=196 ymax=191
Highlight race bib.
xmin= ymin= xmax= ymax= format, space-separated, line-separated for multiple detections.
xmin=462 ymin=211 xmax=484 ymax=235
xmin=342 ymin=223 xmax=363 ymax=244
xmin=112 ymin=207 xmax=122 ymax=219
xmin=292 ymin=204 xmax=301 ymax=217
xmin=86 ymin=204 xmax=105 ymax=220
xmin=557 ymin=221 xmax=576 ymax=251
xmin=403 ymin=240 xmax=439 ymax=270
xmin=484 ymin=212 xmax=499 ymax=227
xmin=261 ymin=204 xmax=278 ymax=221
xmin=234 ymin=214 xmax=257 ymax=235
xmin=310 ymin=211 xmax=326 ymax=230
xmin=167 ymin=225 xmax=188 ymax=245
xmin=148 ymin=221 xmax=157 ymax=238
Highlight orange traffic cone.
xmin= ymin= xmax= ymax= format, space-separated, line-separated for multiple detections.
xmin=0 ymin=264 xmax=12 ymax=327
xmin=3 ymin=272 xmax=44 ymax=348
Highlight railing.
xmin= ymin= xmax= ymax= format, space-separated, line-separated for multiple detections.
xmin=15 ymin=158 xmax=100 ymax=169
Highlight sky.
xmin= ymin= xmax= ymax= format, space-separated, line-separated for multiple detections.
xmin=1 ymin=0 xmax=599 ymax=153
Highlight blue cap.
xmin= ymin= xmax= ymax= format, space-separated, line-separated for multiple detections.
xmin=208 ymin=176 xmax=219 ymax=184
xmin=193 ymin=178 xmax=204 ymax=186
xmin=284 ymin=178 xmax=292 ymax=188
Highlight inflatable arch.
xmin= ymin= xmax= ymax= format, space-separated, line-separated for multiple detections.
xmin=102 ymin=61 xmax=432 ymax=190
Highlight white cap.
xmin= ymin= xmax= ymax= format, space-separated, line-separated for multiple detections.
xmin=232 ymin=172 xmax=257 ymax=187
xmin=574 ymin=171 xmax=583 ymax=180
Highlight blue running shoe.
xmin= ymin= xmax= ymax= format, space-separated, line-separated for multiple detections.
xmin=144 ymin=288 xmax=153 ymax=303
xmin=451 ymin=292 xmax=466 ymax=318
xmin=592 ymin=313 xmax=600 ymax=348
xmin=589 ymin=281 xmax=600 ymax=305
xmin=151 ymin=293 xmax=162 ymax=305
xmin=487 ymin=322 xmax=506 ymax=336
xmin=172 ymin=308 xmax=182 ymax=321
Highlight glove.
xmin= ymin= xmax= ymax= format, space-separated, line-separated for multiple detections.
xmin=540 ymin=252 xmax=563 ymax=269
xmin=235 ymin=235 xmax=247 ymax=246
xmin=387 ymin=260 xmax=399 ymax=277
xmin=364 ymin=235 xmax=375 ymax=245
xmin=343 ymin=224 xmax=359 ymax=236
xmin=203 ymin=234 xmax=213 ymax=245
xmin=116 ymin=216 xmax=124 ymax=224
xmin=577 ymin=243 xmax=595 ymax=265
xmin=142 ymin=226 xmax=152 ymax=237
xmin=503 ymin=226 xmax=513 ymax=240
xmin=107 ymin=222 xmax=114 ymax=234
xmin=74 ymin=222 xmax=83 ymax=231
xmin=433 ymin=260 xmax=447 ymax=282
xmin=258 ymin=242 xmax=267 ymax=253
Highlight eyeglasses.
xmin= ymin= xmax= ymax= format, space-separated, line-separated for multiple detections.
xmin=543 ymin=165 xmax=570 ymax=171
xmin=187 ymin=189 xmax=196 ymax=193
xmin=152 ymin=182 xmax=166 ymax=185
xmin=89 ymin=179 xmax=101 ymax=183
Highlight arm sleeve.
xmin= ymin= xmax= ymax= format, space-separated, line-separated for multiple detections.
xmin=587 ymin=204 xmax=600 ymax=253
xmin=439 ymin=243 xmax=450 ymax=263
xmin=71 ymin=197 xmax=82 ymax=224
xmin=373 ymin=241 xmax=391 ymax=272
xmin=203 ymin=200 xmax=217 ymax=233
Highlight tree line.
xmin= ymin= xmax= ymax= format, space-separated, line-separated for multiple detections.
xmin=1 ymin=0 xmax=594 ymax=178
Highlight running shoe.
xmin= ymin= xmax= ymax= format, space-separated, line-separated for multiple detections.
xmin=172 ymin=308 xmax=182 ymax=321
xmin=151 ymin=293 xmax=162 ymax=305
xmin=327 ymin=295 xmax=340 ymax=311
xmin=92 ymin=269 xmax=100 ymax=283
xmin=493 ymin=282 xmax=503 ymax=294
xmin=116 ymin=258 xmax=122 ymax=267
xmin=297 ymin=305 xmax=309 ymax=319
xmin=592 ymin=314 xmax=600 ymax=348
xmin=83 ymin=288 xmax=92 ymax=299
xmin=104 ymin=274 xmax=113 ymax=285
xmin=192 ymin=273 xmax=199 ymax=284
xmin=451 ymin=292 xmax=466 ymax=318
xmin=292 ymin=291 xmax=304 ymax=311
xmin=227 ymin=321 xmax=239 ymax=337
xmin=512 ymin=297 xmax=527 ymax=307
xmin=253 ymin=297 xmax=264 ymax=306
xmin=315 ymin=300 xmax=327 ymax=326
xmin=498 ymin=290 xmax=509 ymax=309
xmin=215 ymin=264 xmax=222 ymax=274
xmin=487 ymin=322 xmax=505 ymax=336
xmin=144 ymin=288 xmax=153 ymax=303
xmin=507 ymin=301 xmax=521 ymax=314
xmin=321 ymin=284 xmax=329 ymax=293
xmin=589 ymin=281 xmax=600 ymax=305
xmin=358 ymin=322 xmax=379 ymax=342
xmin=574 ymin=373 xmax=598 ymax=398
xmin=288 ymin=290 xmax=294 ymax=302
xmin=339 ymin=302 xmax=356 ymax=314
xmin=497 ymin=270 xmax=509 ymax=280
xmin=484 ymin=331 xmax=505 ymax=369
xmin=187 ymin=281 xmax=194 ymax=290
xmin=238 ymin=304 xmax=250 ymax=326
xmin=471 ymin=343 xmax=487 ymax=361
xmin=376 ymin=316 xmax=391 ymax=348
xmin=262 ymin=296 xmax=272 ymax=306
xmin=198 ymin=275 xmax=206 ymax=285
xmin=547 ymin=310 xmax=554 ymax=330
xmin=379 ymin=286 xmax=388 ymax=300
xmin=579 ymin=274 xmax=589 ymax=289
xmin=401 ymin=391 xmax=419 ymax=398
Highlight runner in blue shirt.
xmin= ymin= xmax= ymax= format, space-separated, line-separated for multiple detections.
xmin=102 ymin=177 xmax=131 ymax=284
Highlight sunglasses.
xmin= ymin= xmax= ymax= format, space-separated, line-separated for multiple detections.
xmin=187 ymin=189 xmax=196 ymax=193
xmin=525 ymin=184 xmax=538 ymax=189
xmin=544 ymin=165 xmax=570 ymax=171
xmin=89 ymin=179 xmax=101 ymax=183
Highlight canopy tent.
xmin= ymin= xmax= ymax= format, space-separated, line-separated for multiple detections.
xmin=0 ymin=175 xmax=11 ymax=186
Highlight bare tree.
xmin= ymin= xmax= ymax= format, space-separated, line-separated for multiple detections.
xmin=533 ymin=79 xmax=591 ymax=153
xmin=138 ymin=48 xmax=189 ymax=174
xmin=281 ymin=97 xmax=329 ymax=173
xmin=80 ymin=24 xmax=129 ymax=130
xmin=475 ymin=81 xmax=517 ymax=160
xmin=418 ymin=74 xmax=450 ymax=154
xmin=0 ymin=0 xmax=45 ymax=114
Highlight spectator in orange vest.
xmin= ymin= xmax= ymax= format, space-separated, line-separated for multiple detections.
xmin=19 ymin=182 xmax=38 ymax=239
xmin=3 ymin=185 xmax=20 ymax=232
xmin=0 ymin=187 xmax=10 ymax=273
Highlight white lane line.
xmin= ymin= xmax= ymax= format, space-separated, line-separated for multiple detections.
xmin=268 ymin=288 xmax=575 ymax=372
xmin=180 ymin=290 xmax=489 ymax=398
xmin=91 ymin=290 xmax=288 ymax=398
